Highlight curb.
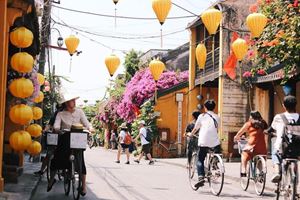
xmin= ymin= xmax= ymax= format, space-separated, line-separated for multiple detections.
xmin=29 ymin=175 xmax=42 ymax=200
xmin=157 ymin=159 xmax=275 ymax=193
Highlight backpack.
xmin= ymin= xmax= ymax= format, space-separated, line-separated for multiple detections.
xmin=281 ymin=114 xmax=300 ymax=158
xmin=124 ymin=132 xmax=132 ymax=145
xmin=143 ymin=128 xmax=152 ymax=142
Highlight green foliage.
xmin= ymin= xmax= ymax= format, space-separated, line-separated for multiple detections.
xmin=124 ymin=49 xmax=142 ymax=82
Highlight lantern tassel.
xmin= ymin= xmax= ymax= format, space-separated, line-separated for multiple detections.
xmin=69 ymin=57 xmax=73 ymax=73
xmin=114 ymin=6 xmax=117 ymax=28
xmin=160 ymin=28 xmax=163 ymax=49
xmin=212 ymin=35 xmax=215 ymax=70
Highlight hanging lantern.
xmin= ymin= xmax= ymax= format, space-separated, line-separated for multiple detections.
xmin=196 ymin=44 xmax=207 ymax=69
xmin=33 ymin=91 xmax=44 ymax=103
xmin=10 ymin=27 xmax=34 ymax=48
xmin=9 ymin=104 xmax=33 ymax=125
xmin=105 ymin=54 xmax=120 ymax=77
xmin=65 ymin=35 xmax=80 ymax=56
xmin=246 ymin=13 xmax=267 ymax=38
xmin=152 ymin=0 xmax=172 ymax=25
xmin=149 ymin=59 xmax=165 ymax=82
xmin=9 ymin=78 xmax=34 ymax=98
xmin=201 ymin=8 xmax=222 ymax=35
xmin=232 ymin=38 xmax=249 ymax=61
xmin=112 ymin=0 xmax=119 ymax=4
xmin=9 ymin=130 xmax=32 ymax=151
xmin=32 ymin=106 xmax=43 ymax=120
xmin=26 ymin=124 xmax=42 ymax=138
xmin=37 ymin=73 xmax=45 ymax=85
xmin=27 ymin=141 xmax=42 ymax=156
xmin=11 ymin=52 xmax=34 ymax=73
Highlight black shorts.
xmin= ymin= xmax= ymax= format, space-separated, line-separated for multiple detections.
xmin=142 ymin=144 xmax=151 ymax=154
xmin=120 ymin=143 xmax=129 ymax=149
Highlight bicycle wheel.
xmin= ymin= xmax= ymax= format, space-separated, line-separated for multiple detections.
xmin=46 ymin=156 xmax=51 ymax=182
xmin=188 ymin=153 xmax=199 ymax=191
xmin=72 ymin=151 xmax=83 ymax=200
xmin=63 ymin=169 xmax=71 ymax=196
xmin=208 ymin=154 xmax=225 ymax=196
xmin=283 ymin=162 xmax=297 ymax=200
xmin=276 ymin=182 xmax=281 ymax=200
xmin=240 ymin=160 xmax=250 ymax=191
xmin=253 ymin=155 xmax=267 ymax=196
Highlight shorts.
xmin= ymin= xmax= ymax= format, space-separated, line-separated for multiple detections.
xmin=142 ymin=144 xmax=151 ymax=154
xmin=120 ymin=143 xmax=129 ymax=149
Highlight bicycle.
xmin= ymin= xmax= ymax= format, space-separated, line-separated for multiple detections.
xmin=274 ymin=153 xmax=298 ymax=200
xmin=238 ymin=140 xmax=267 ymax=196
xmin=61 ymin=129 xmax=88 ymax=200
xmin=188 ymin=143 xmax=225 ymax=196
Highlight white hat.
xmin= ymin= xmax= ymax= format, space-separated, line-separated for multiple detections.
xmin=119 ymin=122 xmax=127 ymax=129
xmin=138 ymin=120 xmax=146 ymax=125
xmin=60 ymin=93 xmax=80 ymax=104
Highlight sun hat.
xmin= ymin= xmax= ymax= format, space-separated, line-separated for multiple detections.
xmin=138 ymin=120 xmax=146 ymax=125
xmin=59 ymin=93 xmax=80 ymax=104
xmin=119 ymin=122 xmax=127 ymax=129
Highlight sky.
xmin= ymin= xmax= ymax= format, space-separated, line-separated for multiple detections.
xmin=48 ymin=0 xmax=213 ymax=105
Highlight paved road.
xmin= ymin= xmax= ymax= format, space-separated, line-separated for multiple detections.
xmin=32 ymin=147 xmax=276 ymax=200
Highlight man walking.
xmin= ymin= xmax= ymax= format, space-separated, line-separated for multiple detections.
xmin=191 ymin=99 xmax=221 ymax=188
xmin=134 ymin=120 xmax=154 ymax=165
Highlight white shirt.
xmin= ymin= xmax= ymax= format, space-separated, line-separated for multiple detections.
xmin=119 ymin=130 xmax=126 ymax=144
xmin=53 ymin=108 xmax=91 ymax=130
xmin=195 ymin=111 xmax=220 ymax=148
xmin=271 ymin=112 xmax=299 ymax=151
xmin=139 ymin=127 xmax=149 ymax=145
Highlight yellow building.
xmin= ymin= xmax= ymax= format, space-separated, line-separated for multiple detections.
xmin=0 ymin=0 xmax=40 ymax=190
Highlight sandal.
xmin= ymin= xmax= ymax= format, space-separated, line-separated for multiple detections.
xmin=47 ymin=179 xmax=56 ymax=192
xmin=240 ymin=173 xmax=247 ymax=177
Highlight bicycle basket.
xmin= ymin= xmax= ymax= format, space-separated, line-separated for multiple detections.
xmin=70 ymin=132 xmax=88 ymax=150
xmin=46 ymin=133 xmax=59 ymax=146
xmin=238 ymin=140 xmax=248 ymax=154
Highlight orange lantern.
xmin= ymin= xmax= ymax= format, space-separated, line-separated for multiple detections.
xmin=26 ymin=124 xmax=42 ymax=138
xmin=112 ymin=0 xmax=119 ymax=4
xmin=11 ymin=52 xmax=34 ymax=73
xmin=201 ymin=8 xmax=222 ymax=35
xmin=9 ymin=78 xmax=34 ymax=98
xmin=65 ymin=35 xmax=80 ymax=56
xmin=32 ymin=106 xmax=43 ymax=120
xmin=246 ymin=13 xmax=267 ymax=38
xmin=9 ymin=104 xmax=33 ymax=125
xmin=33 ymin=91 xmax=44 ymax=103
xmin=196 ymin=44 xmax=207 ymax=69
xmin=149 ymin=59 xmax=165 ymax=82
xmin=9 ymin=130 xmax=32 ymax=151
xmin=27 ymin=141 xmax=42 ymax=156
xmin=232 ymin=38 xmax=249 ymax=61
xmin=10 ymin=27 xmax=33 ymax=48
xmin=152 ymin=0 xmax=172 ymax=25
xmin=105 ymin=54 xmax=120 ymax=77
xmin=37 ymin=73 xmax=45 ymax=85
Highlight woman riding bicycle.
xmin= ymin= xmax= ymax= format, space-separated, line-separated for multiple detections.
xmin=234 ymin=111 xmax=268 ymax=177
xmin=48 ymin=93 xmax=94 ymax=196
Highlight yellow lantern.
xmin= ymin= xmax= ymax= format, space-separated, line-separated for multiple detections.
xmin=10 ymin=27 xmax=33 ymax=48
xmin=246 ymin=13 xmax=267 ymax=38
xmin=196 ymin=44 xmax=207 ymax=69
xmin=201 ymin=8 xmax=222 ymax=35
xmin=232 ymin=38 xmax=249 ymax=61
xmin=65 ymin=35 xmax=80 ymax=56
xmin=33 ymin=91 xmax=44 ymax=103
xmin=112 ymin=0 xmax=119 ymax=4
xmin=37 ymin=73 xmax=45 ymax=85
xmin=32 ymin=106 xmax=43 ymax=120
xmin=27 ymin=141 xmax=42 ymax=156
xmin=105 ymin=54 xmax=120 ymax=77
xmin=9 ymin=78 xmax=34 ymax=98
xmin=26 ymin=124 xmax=42 ymax=138
xmin=149 ymin=59 xmax=165 ymax=81
xmin=9 ymin=104 xmax=33 ymax=125
xmin=9 ymin=130 xmax=32 ymax=151
xmin=11 ymin=52 xmax=34 ymax=73
xmin=152 ymin=0 xmax=172 ymax=25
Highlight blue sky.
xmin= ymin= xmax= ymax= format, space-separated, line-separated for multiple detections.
xmin=49 ymin=0 xmax=213 ymax=104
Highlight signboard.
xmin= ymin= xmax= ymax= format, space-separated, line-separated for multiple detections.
xmin=255 ymin=69 xmax=284 ymax=83
xmin=70 ymin=132 xmax=87 ymax=149
xmin=177 ymin=101 xmax=182 ymax=155
xmin=161 ymin=131 xmax=167 ymax=141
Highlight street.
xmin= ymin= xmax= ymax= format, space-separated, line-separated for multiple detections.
xmin=32 ymin=147 xmax=276 ymax=200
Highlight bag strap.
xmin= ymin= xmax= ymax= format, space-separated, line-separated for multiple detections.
xmin=205 ymin=112 xmax=218 ymax=129
xmin=280 ymin=113 xmax=289 ymax=125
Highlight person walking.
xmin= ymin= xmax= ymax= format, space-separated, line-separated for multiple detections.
xmin=115 ymin=123 xmax=131 ymax=164
xmin=110 ymin=130 xmax=117 ymax=149
xmin=234 ymin=111 xmax=268 ymax=177
xmin=134 ymin=120 xmax=154 ymax=165
xmin=191 ymin=99 xmax=221 ymax=188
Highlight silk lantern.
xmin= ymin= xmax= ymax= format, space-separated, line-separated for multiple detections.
xmin=196 ymin=44 xmax=207 ymax=69
xmin=33 ymin=91 xmax=44 ymax=103
xmin=10 ymin=27 xmax=33 ymax=48
xmin=152 ymin=0 xmax=172 ymax=25
xmin=149 ymin=59 xmax=165 ymax=82
xmin=105 ymin=54 xmax=120 ymax=77
xmin=9 ymin=104 xmax=33 ymax=125
xmin=26 ymin=124 xmax=42 ymax=138
xmin=65 ymin=35 xmax=80 ymax=56
xmin=9 ymin=130 xmax=32 ymax=151
xmin=232 ymin=38 xmax=249 ymax=61
xmin=246 ymin=13 xmax=267 ymax=38
xmin=32 ymin=107 xmax=43 ymax=120
xmin=27 ymin=141 xmax=42 ymax=156
xmin=201 ymin=8 xmax=222 ymax=35
xmin=11 ymin=52 xmax=34 ymax=73
xmin=9 ymin=78 xmax=34 ymax=98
